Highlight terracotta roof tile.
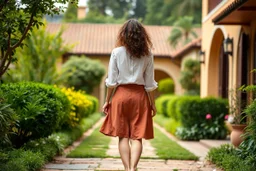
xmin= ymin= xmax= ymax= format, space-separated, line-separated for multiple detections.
xmin=46 ymin=23 xmax=201 ymax=58
xmin=172 ymin=38 xmax=202 ymax=58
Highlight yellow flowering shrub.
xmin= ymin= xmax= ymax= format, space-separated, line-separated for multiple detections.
xmin=61 ymin=87 xmax=93 ymax=127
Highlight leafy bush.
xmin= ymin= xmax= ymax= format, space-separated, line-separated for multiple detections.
xmin=175 ymin=96 xmax=228 ymax=140
xmin=61 ymin=56 xmax=105 ymax=94
xmin=176 ymin=114 xmax=227 ymax=140
xmin=158 ymin=78 xmax=174 ymax=94
xmin=179 ymin=58 xmax=200 ymax=95
xmin=236 ymin=89 xmax=256 ymax=168
xmin=155 ymin=95 xmax=174 ymax=117
xmin=207 ymin=144 xmax=254 ymax=171
xmin=3 ymin=149 xmax=45 ymax=171
xmin=176 ymin=97 xmax=228 ymax=128
xmin=0 ymin=94 xmax=18 ymax=147
xmin=86 ymin=95 xmax=99 ymax=114
xmin=61 ymin=87 xmax=93 ymax=127
xmin=0 ymin=113 xmax=102 ymax=171
xmin=0 ymin=82 xmax=70 ymax=147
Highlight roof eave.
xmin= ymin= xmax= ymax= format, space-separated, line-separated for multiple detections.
xmin=212 ymin=0 xmax=249 ymax=25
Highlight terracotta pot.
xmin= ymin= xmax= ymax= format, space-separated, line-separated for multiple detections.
xmin=230 ymin=124 xmax=247 ymax=147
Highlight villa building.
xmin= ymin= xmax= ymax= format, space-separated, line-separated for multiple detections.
xmin=46 ymin=23 xmax=201 ymax=106
xmin=201 ymin=0 xmax=256 ymax=106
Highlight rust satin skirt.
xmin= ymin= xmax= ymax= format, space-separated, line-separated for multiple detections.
xmin=100 ymin=84 xmax=154 ymax=140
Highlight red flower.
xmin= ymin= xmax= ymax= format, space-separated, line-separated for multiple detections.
xmin=224 ymin=114 xmax=229 ymax=120
xmin=206 ymin=114 xmax=212 ymax=120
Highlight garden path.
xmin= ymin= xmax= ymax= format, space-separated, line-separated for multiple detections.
xmin=42 ymin=118 xmax=226 ymax=171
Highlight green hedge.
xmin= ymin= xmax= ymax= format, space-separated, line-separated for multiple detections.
xmin=166 ymin=96 xmax=185 ymax=119
xmin=156 ymin=95 xmax=228 ymax=140
xmin=175 ymin=96 xmax=228 ymax=140
xmin=155 ymin=95 xmax=174 ymax=117
xmin=0 ymin=82 xmax=70 ymax=147
xmin=154 ymin=115 xmax=181 ymax=135
xmin=176 ymin=96 xmax=228 ymax=128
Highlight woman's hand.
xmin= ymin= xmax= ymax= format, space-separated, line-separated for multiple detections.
xmin=151 ymin=104 xmax=157 ymax=117
xmin=102 ymin=101 xmax=110 ymax=115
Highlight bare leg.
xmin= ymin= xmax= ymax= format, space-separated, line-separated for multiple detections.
xmin=130 ymin=139 xmax=142 ymax=171
xmin=118 ymin=137 xmax=131 ymax=171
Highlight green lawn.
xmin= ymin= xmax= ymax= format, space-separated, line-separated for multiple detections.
xmin=67 ymin=127 xmax=111 ymax=158
xmin=150 ymin=127 xmax=198 ymax=160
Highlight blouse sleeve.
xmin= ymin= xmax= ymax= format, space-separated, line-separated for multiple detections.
xmin=105 ymin=50 xmax=119 ymax=88
xmin=144 ymin=54 xmax=158 ymax=92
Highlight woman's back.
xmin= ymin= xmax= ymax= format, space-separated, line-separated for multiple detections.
xmin=106 ymin=46 xmax=156 ymax=92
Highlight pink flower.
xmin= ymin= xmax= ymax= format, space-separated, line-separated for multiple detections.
xmin=224 ymin=114 xmax=229 ymax=120
xmin=206 ymin=114 xmax=212 ymax=120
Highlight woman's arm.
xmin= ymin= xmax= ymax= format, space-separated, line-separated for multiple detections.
xmin=147 ymin=90 xmax=157 ymax=117
xmin=102 ymin=87 xmax=115 ymax=114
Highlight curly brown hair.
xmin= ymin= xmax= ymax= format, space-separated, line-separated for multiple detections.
xmin=116 ymin=19 xmax=153 ymax=58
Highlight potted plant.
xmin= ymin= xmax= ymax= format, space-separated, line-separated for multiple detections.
xmin=227 ymin=89 xmax=247 ymax=147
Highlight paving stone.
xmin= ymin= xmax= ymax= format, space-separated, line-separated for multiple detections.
xmin=45 ymin=164 xmax=89 ymax=170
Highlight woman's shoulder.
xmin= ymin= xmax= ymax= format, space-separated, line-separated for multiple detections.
xmin=112 ymin=46 xmax=126 ymax=54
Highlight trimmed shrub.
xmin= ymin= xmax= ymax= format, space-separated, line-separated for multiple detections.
xmin=61 ymin=56 xmax=105 ymax=94
xmin=175 ymin=96 xmax=228 ymax=140
xmin=179 ymin=58 xmax=200 ymax=95
xmin=155 ymin=95 xmax=174 ymax=117
xmin=0 ymin=82 xmax=70 ymax=147
xmin=176 ymin=96 xmax=228 ymax=128
xmin=166 ymin=96 xmax=184 ymax=119
xmin=154 ymin=114 xmax=181 ymax=135
xmin=158 ymin=78 xmax=174 ymax=94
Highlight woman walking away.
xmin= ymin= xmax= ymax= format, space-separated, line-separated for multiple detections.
xmin=100 ymin=19 xmax=158 ymax=171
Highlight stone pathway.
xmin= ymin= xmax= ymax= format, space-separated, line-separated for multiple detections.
xmin=42 ymin=118 xmax=226 ymax=171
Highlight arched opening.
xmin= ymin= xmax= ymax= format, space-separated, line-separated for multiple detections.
xmin=219 ymin=43 xmax=229 ymax=98
xmin=208 ymin=28 xmax=228 ymax=98
xmin=237 ymin=31 xmax=250 ymax=112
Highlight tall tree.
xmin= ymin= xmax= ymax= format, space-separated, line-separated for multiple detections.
xmin=0 ymin=0 xmax=77 ymax=79
xmin=87 ymin=0 xmax=132 ymax=19
xmin=144 ymin=0 xmax=202 ymax=25
xmin=63 ymin=2 xmax=78 ymax=22
xmin=174 ymin=0 xmax=202 ymax=24
xmin=108 ymin=0 xmax=132 ymax=19
xmin=168 ymin=16 xmax=198 ymax=48
xmin=144 ymin=0 xmax=165 ymax=25
xmin=131 ymin=0 xmax=147 ymax=20
xmin=87 ymin=0 xmax=108 ymax=16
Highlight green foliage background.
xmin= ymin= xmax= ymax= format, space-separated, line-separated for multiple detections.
xmin=61 ymin=56 xmax=105 ymax=94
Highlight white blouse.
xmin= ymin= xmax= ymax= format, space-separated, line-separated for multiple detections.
xmin=105 ymin=46 xmax=158 ymax=92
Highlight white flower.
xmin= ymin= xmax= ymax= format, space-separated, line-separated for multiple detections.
xmin=228 ymin=115 xmax=234 ymax=123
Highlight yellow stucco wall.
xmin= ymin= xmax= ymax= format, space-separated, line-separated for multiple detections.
xmin=201 ymin=0 xmax=256 ymax=102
